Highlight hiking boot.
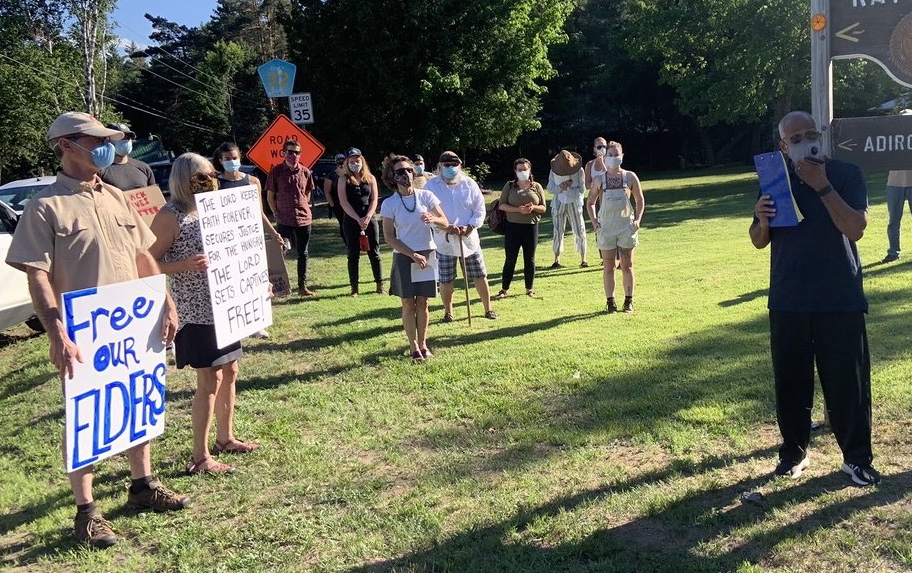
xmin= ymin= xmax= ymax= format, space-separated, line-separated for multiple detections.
xmin=842 ymin=462 xmax=881 ymax=486
xmin=74 ymin=510 xmax=117 ymax=549
xmin=127 ymin=480 xmax=191 ymax=511
xmin=622 ymin=298 xmax=634 ymax=313
xmin=606 ymin=299 xmax=618 ymax=314
xmin=774 ymin=455 xmax=810 ymax=479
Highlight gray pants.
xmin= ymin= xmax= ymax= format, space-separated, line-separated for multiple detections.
xmin=551 ymin=200 xmax=587 ymax=259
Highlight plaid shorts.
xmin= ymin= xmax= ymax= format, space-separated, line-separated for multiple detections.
xmin=437 ymin=251 xmax=488 ymax=283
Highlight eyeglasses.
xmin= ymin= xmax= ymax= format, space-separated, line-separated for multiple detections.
xmin=191 ymin=172 xmax=217 ymax=183
xmin=784 ymin=130 xmax=821 ymax=145
xmin=284 ymin=149 xmax=301 ymax=156
xmin=394 ymin=167 xmax=414 ymax=176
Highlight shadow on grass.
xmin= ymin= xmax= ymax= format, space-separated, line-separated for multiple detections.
xmin=342 ymin=455 xmax=909 ymax=573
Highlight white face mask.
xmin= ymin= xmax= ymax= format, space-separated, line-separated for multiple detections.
xmin=553 ymin=174 xmax=571 ymax=184
xmin=605 ymin=156 xmax=623 ymax=169
xmin=785 ymin=140 xmax=820 ymax=165
xmin=348 ymin=162 xmax=362 ymax=173
xmin=515 ymin=170 xmax=530 ymax=181
xmin=595 ymin=147 xmax=607 ymax=157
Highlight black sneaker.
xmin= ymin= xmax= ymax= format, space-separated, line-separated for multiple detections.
xmin=74 ymin=510 xmax=117 ymax=549
xmin=622 ymin=299 xmax=633 ymax=313
xmin=881 ymin=254 xmax=900 ymax=263
xmin=774 ymin=455 xmax=810 ymax=479
xmin=842 ymin=462 xmax=881 ymax=486
xmin=442 ymin=312 xmax=454 ymax=323
xmin=484 ymin=310 xmax=497 ymax=320
xmin=606 ymin=299 xmax=618 ymax=314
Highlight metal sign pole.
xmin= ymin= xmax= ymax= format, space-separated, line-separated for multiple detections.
xmin=810 ymin=0 xmax=833 ymax=156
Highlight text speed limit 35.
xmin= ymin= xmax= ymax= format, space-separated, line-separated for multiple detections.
xmin=289 ymin=93 xmax=314 ymax=125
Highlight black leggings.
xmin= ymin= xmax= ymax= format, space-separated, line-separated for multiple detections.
xmin=342 ymin=216 xmax=382 ymax=291
xmin=502 ymin=221 xmax=538 ymax=291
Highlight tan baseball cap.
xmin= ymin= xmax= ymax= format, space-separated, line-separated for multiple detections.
xmin=46 ymin=112 xmax=125 ymax=142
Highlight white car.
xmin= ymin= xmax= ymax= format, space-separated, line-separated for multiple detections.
xmin=0 ymin=175 xmax=56 ymax=215
xmin=0 ymin=200 xmax=41 ymax=332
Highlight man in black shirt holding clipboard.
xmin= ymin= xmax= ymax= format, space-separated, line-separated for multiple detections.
xmin=750 ymin=110 xmax=880 ymax=487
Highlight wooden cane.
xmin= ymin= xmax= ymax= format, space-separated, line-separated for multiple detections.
xmin=457 ymin=234 xmax=472 ymax=326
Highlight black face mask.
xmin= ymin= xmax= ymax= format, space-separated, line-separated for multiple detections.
xmin=394 ymin=172 xmax=414 ymax=187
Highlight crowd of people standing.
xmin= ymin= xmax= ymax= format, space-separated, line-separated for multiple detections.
xmin=5 ymin=108 xmax=890 ymax=552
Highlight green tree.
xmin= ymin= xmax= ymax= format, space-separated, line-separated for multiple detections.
xmin=284 ymin=0 xmax=574 ymax=160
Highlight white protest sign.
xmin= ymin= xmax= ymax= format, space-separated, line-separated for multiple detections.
xmin=62 ymin=275 xmax=168 ymax=473
xmin=195 ymin=184 xmax=273 ymax=348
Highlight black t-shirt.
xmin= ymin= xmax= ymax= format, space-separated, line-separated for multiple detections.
xmin=99 ymin=158 xmax=155 ymax=191
xmin=759 ymin=158 xmax=868 ymax=312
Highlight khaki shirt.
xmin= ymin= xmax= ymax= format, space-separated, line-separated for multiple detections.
xmin=5 ymin=171 xmax=155 ymax=295
xmin=887 ymin=170 xmax=912 ymax=187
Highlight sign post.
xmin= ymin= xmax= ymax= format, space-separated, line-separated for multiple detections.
xmin=289 ymin=93 xmax=315 ymax=125
xmin=811 ymin=0 xmax=912 ymax=172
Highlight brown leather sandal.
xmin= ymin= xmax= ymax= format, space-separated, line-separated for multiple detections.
xmin=186 ymin=456 xmax=235 ymax=475
xmin=213 ymin=438 xmax=261 ymax=455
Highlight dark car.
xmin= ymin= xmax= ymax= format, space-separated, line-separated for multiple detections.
xmin=148 ymin=161 xmax=173 ymax=197
xmin=310 ymin=158 xmax=337 ymax=201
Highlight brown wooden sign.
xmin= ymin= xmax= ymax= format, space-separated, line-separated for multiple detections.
xmin=829 ymin=0 xmax=912 ymax=87
xmin=830 ymin=115 xmax=912 ymax=172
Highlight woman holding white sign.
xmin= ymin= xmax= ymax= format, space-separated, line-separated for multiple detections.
xmin=149 ymin=153 xmax=260 ymax=475
xmin=380 ymin=155 xmax=449 ymax=361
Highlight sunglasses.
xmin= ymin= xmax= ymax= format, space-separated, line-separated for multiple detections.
xmin=191 ymin=172 xmax=217 ymax=184
xmin=284 ymin=149 xmax=301 ymax=156
xmin=394 ymin=167 xmax=414 ymax=176
xmin=596 ymin=145 xmax=607 ymax=150
xmin=441 ymin=162 xmax=460 ymax=168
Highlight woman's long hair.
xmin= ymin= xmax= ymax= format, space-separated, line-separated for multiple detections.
xmin=341 ymin=154 xmax=374 ymax=186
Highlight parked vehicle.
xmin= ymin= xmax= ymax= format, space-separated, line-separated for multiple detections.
xmin=0 ymin=200 xmax=42 ymax=332
xmin=0 ymin=176 xmax=56 ymax=215
xmin=148 ymin=160 xmax=173 ymax=197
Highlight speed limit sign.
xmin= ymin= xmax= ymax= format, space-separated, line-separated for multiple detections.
xmin=288 ymin=93 xmax=314 ymax=125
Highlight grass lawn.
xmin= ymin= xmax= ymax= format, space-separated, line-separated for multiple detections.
xmin=2 ymin=166 xmax=911 ymax=573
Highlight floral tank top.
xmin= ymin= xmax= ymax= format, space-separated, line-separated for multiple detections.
xmin=162 ymin=202 xmax=214 ymax=325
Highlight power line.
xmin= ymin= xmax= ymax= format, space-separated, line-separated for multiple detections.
xmin=115 ymin=20 xmax=266 ymax=106
xmin=0 ymin=51 xmax=220 ymax=136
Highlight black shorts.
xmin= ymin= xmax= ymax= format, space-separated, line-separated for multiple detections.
xmin=174 ymin=323 xmax=243 ymax=369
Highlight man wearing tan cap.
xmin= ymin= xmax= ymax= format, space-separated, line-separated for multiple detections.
xmin=5 ymin=112 xmax=190 ymax=548
xmin=547 ymin=150 xmax=588 ymax=268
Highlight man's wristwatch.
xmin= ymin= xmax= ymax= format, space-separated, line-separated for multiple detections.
xmin=816 ymin=184 xmax=833 ymax=197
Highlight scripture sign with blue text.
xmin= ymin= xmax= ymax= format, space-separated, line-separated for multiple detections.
xmin=62 ymin=275 xmax=168 ymax=473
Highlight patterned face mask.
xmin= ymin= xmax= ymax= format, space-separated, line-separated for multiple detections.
xmin=191 ymin=172 xmax=219 ymax=193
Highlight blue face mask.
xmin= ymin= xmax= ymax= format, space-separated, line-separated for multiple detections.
xmin=223 ymin=159 xmax=242 ymax=173
xmin=113 ymin=140 xmax=132 ymax=157
xmin=414 ymin=165 xmax=424 ymax=175
xmin=71 ymin=139 xmax=116 ymax=169
xmin=442 ymin=166 xmax=459 ymax=180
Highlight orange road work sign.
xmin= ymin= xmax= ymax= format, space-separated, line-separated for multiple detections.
xmin=247 ymin=114 xmax=325 ymax=173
